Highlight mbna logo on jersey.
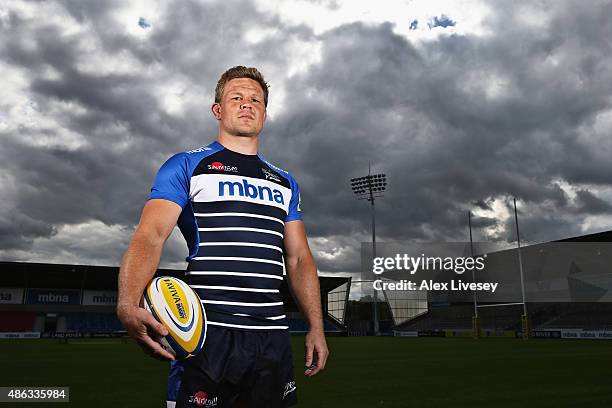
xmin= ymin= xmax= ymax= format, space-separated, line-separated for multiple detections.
xmin=219 ymin=179 xmax=284 ymax=204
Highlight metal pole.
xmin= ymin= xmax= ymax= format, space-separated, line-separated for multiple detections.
xmin=372 ymin=197 xmax=379 ymax=336
xmin=514 ymin=198 xmax=528 ymax=317
xmin=369 ymin=165 xmax=379 ymax=336
xmin=468 ymin=211 xmax=478 ymax=318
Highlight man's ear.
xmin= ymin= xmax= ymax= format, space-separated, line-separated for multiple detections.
xmin=211 ymin=103 xmax=222 ymax=120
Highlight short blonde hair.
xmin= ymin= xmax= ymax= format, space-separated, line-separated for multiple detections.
xmin=215 ymin=66 xmax=269 ymax=107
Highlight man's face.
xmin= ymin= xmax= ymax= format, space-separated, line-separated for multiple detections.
xmin=213 ymin=78 xmax=267 ymax=138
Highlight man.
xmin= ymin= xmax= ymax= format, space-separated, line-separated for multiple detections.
xmin=117 ymin=66 xmax=328 ymax=408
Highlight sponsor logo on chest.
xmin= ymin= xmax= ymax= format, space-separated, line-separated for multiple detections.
xmin=187 ymin=146 xmax=212 ymax=154
xmin=190 ymin=174 xmax=290 ymax=210
xmin=207 ymin=161 xmax=238 ymax=173
xmin=262 ymin=167 xmax=282 ymax=183
xmin=219 ymin=178 xmax=285 ymax=204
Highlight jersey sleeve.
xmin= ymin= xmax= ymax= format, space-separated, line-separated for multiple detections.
xmin=285 ymin=175 xmax=302 ymax=222
xmin=148 ymin=153 xmax=191 ymax=208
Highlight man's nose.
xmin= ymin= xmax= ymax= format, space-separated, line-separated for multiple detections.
xmin=240 ymin=102 xmax=253 ymax=110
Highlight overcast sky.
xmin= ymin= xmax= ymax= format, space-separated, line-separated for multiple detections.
xmin=2 ymin=0 xmax=612 ymax=276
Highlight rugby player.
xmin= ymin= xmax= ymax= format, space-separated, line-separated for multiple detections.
xmin=117 ymin=66 xmax=328 ymax=407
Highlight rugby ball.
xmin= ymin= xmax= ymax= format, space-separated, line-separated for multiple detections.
xmin=142 ymin=276 xmax=207 ymax=360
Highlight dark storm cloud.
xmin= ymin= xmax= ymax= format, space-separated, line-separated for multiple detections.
xmin=0 ymin=212 xmax=56 ymax=250
xmin=262 ymin=1 xmax=612 ymax=255
xmin=2 ymin=0 xmax=612 ymax=272
xmin=310 ymin=235 xmax=362 ymax=273
xmin=574 ymin=189 xmax=612 ymax=214
xmin=473 ymin=199 xmax=492 ymax=211
xmin=470 ymin=215 xmax=497 ymax=230
xmin=501 ymin=205 xmax=581 ymax=244
xmin=0 ymin=0 xmax=310 ymax=265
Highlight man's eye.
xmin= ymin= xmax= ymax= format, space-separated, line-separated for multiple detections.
xmin=252 ymin=98 xmax=260 ymax=103
xmin=232 ymin=96 xmax=241 ymax=100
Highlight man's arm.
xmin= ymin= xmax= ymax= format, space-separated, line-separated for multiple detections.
xmin=116 ymin=199 xmax=183 ymax=361
xmin=284 ymin=220 xmax=329 ymax=376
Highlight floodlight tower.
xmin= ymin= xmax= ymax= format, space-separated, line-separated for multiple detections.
xmin=350 ymin=165 xmax=387 ymax=336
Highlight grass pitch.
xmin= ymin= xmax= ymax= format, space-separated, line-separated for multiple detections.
xmin=1 ymin=336 xmax=611 ymax=407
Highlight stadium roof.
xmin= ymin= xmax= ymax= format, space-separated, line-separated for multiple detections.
xmin=0 ymin=261 xmax=350 ymax=295
xmin=555 ymin=230 xmax=612 ymax=242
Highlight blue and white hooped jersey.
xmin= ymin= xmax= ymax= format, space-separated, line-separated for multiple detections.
xmin=149 ymin=141 xmax=301 ymax=330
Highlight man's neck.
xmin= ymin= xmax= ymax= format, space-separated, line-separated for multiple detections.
xmin=217 ymin=134 xmax=259 ymax=155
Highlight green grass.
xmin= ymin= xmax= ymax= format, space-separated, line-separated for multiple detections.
xmin=1 ymin=337 xmax=612 ymax=407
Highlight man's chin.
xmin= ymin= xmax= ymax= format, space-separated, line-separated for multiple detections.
xmin=234 ymin=129 xmax=259 ymax=138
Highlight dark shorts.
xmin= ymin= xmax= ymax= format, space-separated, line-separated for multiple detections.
xmin=167 ymin=326 xmax=297 ymax=408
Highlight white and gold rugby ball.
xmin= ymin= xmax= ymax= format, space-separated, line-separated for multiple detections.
xmin=142 ymin=276 xmax=207 ymax=360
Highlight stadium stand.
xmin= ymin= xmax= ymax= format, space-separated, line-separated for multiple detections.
xmin=393 ymin=302 xmax=608 ymax=332
xmin=65 ymin=313 xmax=124 ymax=333
xmin=394 ymin=231 xmax=612 ymax=332
xmin=0 ymin=261 xmax=349 ymax=336
xmin=288 ymin=318 xmax=309 ymax=332
xmin=394 ymin=304 xmax=474 ymax=331
xmin=0 ymin=311 xmax=35 ymax=332
xmin=287 ymin=316 xmax=344 ymax=333
xmin=538 ymin=303 xmax=612 ymax=330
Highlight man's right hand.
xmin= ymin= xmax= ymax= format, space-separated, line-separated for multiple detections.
xmin=116 ymin=199 xmax=182 ymax=361
xmin=117 ymin=304 xmax=175 ymax=361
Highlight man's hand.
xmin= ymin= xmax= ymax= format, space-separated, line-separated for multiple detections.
xmin=117 ymin=199 xmax=182 ymax=361
xmin=284 ymin=221 xmax=329 ymax=377
xmin=117 ymin=304 xmax=175 ymax=361
xmin=304 ymin=329 xmax=329 ymax=376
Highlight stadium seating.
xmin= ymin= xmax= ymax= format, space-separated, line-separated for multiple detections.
xmin=539 ymin=310 xmax=612 ymax=330
xmin=64 ymin=313 xmax=124 ymax=332
xmin=288 ymin=318 xmax=309 ymax=332
xmin=0 ymin=311 xmax=36 ymax=332
xmin=394 ymin=302 xmax=612 ymax=332
xmin=287 ymin=318 xmax=343 ymax=333
xmin=324 ymin=319 xmax=343 ymax=332
xmin=397 ymin=304 xmax=529 ymax=331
